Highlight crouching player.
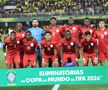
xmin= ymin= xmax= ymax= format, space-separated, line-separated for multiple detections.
xmin=40 ymin=31 xmax=58 ymax=67
xmin=3 ymin=32 xmax=21 ymax=68
xmin=59 ymin=30 xmax=79 ymax=67
xmin=80 ymin=31 xmax=98 ymax=66
xmin=22 ymin=31 xmax=38 ymax=68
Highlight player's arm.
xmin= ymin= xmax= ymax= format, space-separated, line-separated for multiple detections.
xmin=94 ymin=39 xmax=98 ymax=63
xmin=54 ymin=46 xmax=58 ymax=62
xmin=3 ymin=41 xmax=7 ymax=57
xmin=80 ymin=40 xmax=85 ymax=62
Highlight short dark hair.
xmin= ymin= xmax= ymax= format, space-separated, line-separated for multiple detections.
xmin=32 ymin=19 xmax=38 ymax=22
xmin=65 ymin=30 xmax=71 ymax=34
xmin=45 ymin=31 xmax=52 ymax=35
xmin=85 ymin=31 xmax=91 ymax=36
xmin=10 ymin=31 xmax=16 ymax=35
xmin=26 ymin=31 xmax=31 ymax=34
xmin=50 ymin=17 xmax=57 ymax=21
xmin=99 ymin=19 xmax=105 ymax=23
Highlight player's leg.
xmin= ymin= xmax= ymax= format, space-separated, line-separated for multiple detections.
xmin=14 ymin=54 xmax=20 ymax=68
xmin=98 ymin=52 xmax=105 ymax=66
xmin=20 ymin=52 xmax=24 ymax=68
xmin=71 ymin=53 xmax=78 ymax=66
xmin=62 ymin=53 xmax=69 ymax=66
xmin=42 ymin=55 xmax=48 ymax=67
xmin=23 ymin=54 xmax=29 ymax=68
xmin=91 ymin=53 xmax=98 ymax=66
xmin=31 ymin=54 xmax=37 ymax=67
xmin=6 ymin=55 xmax=13 ymax=68
xmin=52 ymin=56 xmax=59 ymax=67
xmin=37 ymin=48 xmax=42 ymax=67
xmin=83 ymin=53 xmax=89 ymax=66
xmin=56 ymin=46 xmax=61 ymax=67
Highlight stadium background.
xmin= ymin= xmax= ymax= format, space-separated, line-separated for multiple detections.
xmin=0 ymin=0 xmax=108 ymax=90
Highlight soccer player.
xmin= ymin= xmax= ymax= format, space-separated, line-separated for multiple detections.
xmin=40 ymin=31 xmax=58 ymax=67
xmin=80 ymin=31 xmax=98 ymax=66
xmin=15 ymin=23 xmax=26 ymax=39
xmin=22 ymin=31 xmax=38 ymax=68
xmin=46 ymin=17 xmax=63 ymax=66
xmin=28 ymin=19 xmax=45 ymax=67
xmin=80 ymin=18 xmax=96 ymax=38
xmin=61 ymin=17 xmax=81 ymax=59
xmin=3 ymin=32 xmax=21 ymax=68
xmin=59 ymin=30 xmax=79 ymax=66
xmin=93 ymin=20 xmax=108 ymax=65
xmin=62 ymin=17 xmax=81 ymax=43
xmin=14 ymin=23 xmax=26 ymax=68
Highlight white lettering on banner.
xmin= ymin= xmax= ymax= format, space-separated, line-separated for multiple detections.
xmin=39 ymin=70 xmax=84 ymax=76
xmin=48 ymin=77 xmax=70 ymax=82
xmin=25 ymin=78 xmax=42 ymax=83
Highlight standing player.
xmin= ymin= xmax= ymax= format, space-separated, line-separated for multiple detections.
xmin=46 ymin=17 xmax=63 ymax=66
xmin=3 ymin=32 xmax=21 ymax=68
xmin=80 ymin=18 xmax=96 ymax=38
xmin=28 ymin=19 xmax=45 ymax=67
xmin=62 ymin=17 xmax=81 ymax=43
xmin=41 ymin=31 xmax=58 ymax=67
xmin=59 ymin=30 xmax=79 ymax=66
xmin=14 ymin=23 xmax=26 ymax=68
xmin=61 ymin=17 xmax=81 ymax=59
xmin=80 ymin=31 xmax=98 ymax=66
xmin=22 ymin=31 xmax=38 ymax=68
xmin=93 ymin=20 xmax=108 ymax=65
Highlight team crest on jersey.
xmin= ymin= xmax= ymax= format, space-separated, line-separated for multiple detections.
xmin=31 ymin=43 xmax=34 ymax=47
xmin=47 ymin=47 xmax=51 ymax=51
xmin=70 ymin=42 xmax=74 ymax=46
xmin=56 ymin=29 xmax=59 ymax=33
xmin=50 ymin=44 xmax=53 ymax=48
xmin=22 ymin=34 xmax=25 ymax=37
xmin=91 ymin=43 xmax=94 ymax=46
xmin=73 ymin=27 xmax=76 ymax=30
xmin=104 ymin=32 xmax=107 ymax=35
xmin=17 ymin=41 xmax=20 ymax=44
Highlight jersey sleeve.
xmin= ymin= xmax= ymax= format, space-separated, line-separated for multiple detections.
xmin=93 ymin=31 xmax=97 ymax=39
xmin=40 ymin=41 xmax=44 ymax=48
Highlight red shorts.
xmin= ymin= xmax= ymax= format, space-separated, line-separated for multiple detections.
xmin=23 ymin=53 xmax=37 ymax=67
xmin=43 ymin=55 xmax=55 ymax=63
xmin=6 ymin=53 xmax=20 ymax=64
xmin=84 ymin=53 xmax=96 ymax=61
xmin=62 ymin=53 xmax=76 ymax=63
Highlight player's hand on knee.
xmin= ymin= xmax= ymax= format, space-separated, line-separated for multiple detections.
xmin=94 ymin=57 xmax=98 ymax=63
xmin=83 ymin=58 xmax=87 ymax=64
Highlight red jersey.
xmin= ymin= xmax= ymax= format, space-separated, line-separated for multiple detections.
xmin=22 ymin=37 xmax=38 ymax=54
xmin=40 ymin=39 xmax=56 ymax=55
xmin=46 ymin=25 xmax=63 ymax=44
xmin=15 ymin=31 xmax=26 ymax=39
xmin=93 ymin=28 xmax=108 ymax=50
xmin=59 ymin=38 xmax=76 ymax=53
xmin=80 ymin=37 xmax=97 ymax=53
xmin=80 ymin=26 xmax=96 ymax=37
xmin=3 ymin=37 xmax=21 ymax=56
xmin=61 ymin=24 xmax=81 ymax=43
